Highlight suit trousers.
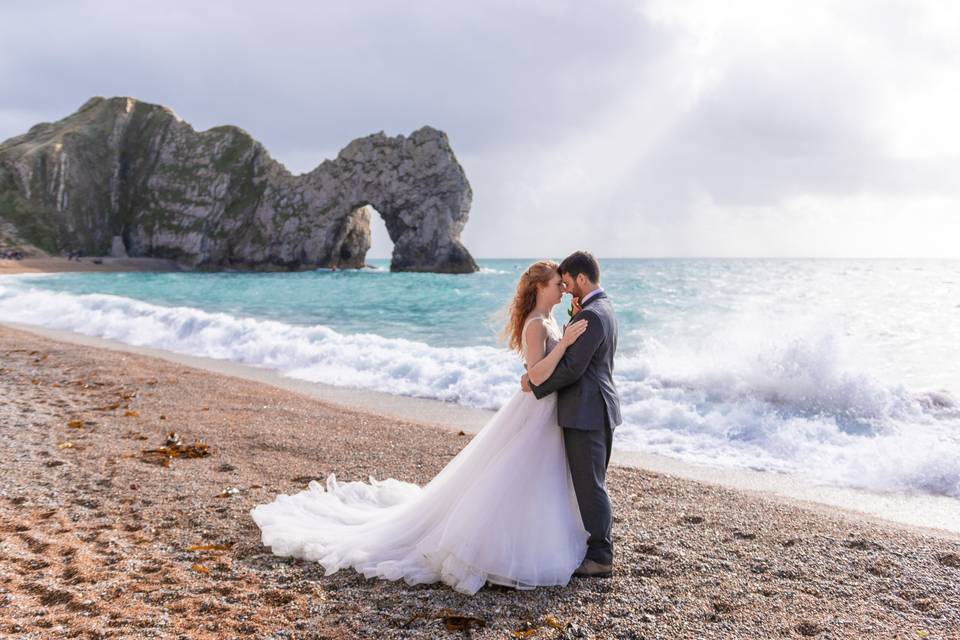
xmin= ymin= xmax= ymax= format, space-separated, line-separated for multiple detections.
xmin=562 ymin=414 xmax=614 ymax=565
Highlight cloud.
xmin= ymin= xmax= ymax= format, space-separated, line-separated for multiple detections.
xmin=464 ymin=0 xmax=960 ymax=258
xmin=0 ymin=1 xmax=657 ymax=151
xmin=2 ymin=0 xmax=959 ymax=257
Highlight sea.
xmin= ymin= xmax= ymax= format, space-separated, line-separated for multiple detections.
xmin=2 ymin=258 xmax=959 ymax=501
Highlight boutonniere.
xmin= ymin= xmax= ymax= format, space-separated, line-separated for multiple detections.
xmin=567 ymin=297 xmax=580 ymax=319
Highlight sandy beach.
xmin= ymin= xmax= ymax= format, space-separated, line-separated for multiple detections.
xmin=2 ymin=323 xmax=959 ymax=639
xmin=0 ymin=257 xmax=183 ymax=275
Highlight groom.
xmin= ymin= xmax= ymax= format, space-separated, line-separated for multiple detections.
xmin=521 ymin=251 xmax=622 ymax=578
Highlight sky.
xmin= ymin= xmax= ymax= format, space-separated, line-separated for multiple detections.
xmin=2 ymin=0 xmax=959 ymax=258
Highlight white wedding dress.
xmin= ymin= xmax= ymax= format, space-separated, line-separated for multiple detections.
xmin=250 ymin=315 xmax=588 ymax=594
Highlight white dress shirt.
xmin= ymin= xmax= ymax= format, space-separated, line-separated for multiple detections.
xmin=580 ymin=287 xmax=604 ymax=305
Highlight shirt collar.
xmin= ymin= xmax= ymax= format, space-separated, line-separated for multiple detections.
xmin=581 ymin=287 xmax=604 ymax=304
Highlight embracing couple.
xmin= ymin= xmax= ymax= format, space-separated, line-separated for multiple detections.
xmin=251 ymin=251 xmax=622 ymax=595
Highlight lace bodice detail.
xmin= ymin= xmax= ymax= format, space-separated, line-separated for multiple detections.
xmin=521 ymin=314 xmax=562 ymax=367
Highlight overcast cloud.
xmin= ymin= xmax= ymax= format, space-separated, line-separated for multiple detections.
xmin=2 ymin=0 xmax=958 ymax=258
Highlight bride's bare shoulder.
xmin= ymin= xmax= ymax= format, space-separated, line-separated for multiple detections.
xmin=522 ymin=313 xmax=548 ymax=330
xmin=521 ymin=314 xmax=547 ymax=344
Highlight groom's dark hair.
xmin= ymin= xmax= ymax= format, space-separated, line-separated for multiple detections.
xmin=558 ymin=251 xmax=600 ymax=284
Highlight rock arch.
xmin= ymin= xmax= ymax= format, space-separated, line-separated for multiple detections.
xmin=316 ymin=126 xmax=477 ymax=272
xmin=0 ymin=97 xmax=479 ymax=273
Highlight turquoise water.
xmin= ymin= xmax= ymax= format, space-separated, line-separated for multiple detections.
xmin=11 ymin=258 xmax=654 ymax=347
xmin=3 ymin=258 xmax=960 ymax=498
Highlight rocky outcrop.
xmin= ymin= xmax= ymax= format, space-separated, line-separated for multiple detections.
xmin=0 ymin=97 xmax=478 ymax=273
xmin=0 ymin=219 xmax=45 ymax=257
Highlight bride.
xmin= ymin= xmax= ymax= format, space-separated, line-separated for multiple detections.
xmin=250 ymin=260 xmax=590 ymax=594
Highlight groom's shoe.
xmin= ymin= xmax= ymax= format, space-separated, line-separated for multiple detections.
xmin=573 ymin=559 xmax=613 ymax=578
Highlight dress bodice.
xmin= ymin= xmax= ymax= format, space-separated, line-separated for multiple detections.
xmin=521 ymin=314 xmax=561 ymax=366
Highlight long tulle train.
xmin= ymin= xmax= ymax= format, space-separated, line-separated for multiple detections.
xmin=250 ymin=390 xmax=588 ymax=594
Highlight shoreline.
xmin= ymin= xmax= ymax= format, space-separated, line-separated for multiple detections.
xmin=2 ymin=322 xmax=959 ymax=637
xmin=4 ymin=319 xmax=959 ymax=541
xmin=0 ymin=256 xmax=184 ymax=274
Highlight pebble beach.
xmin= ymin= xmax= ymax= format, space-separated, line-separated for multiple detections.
xmin=1 ymin=323 xmax=959 ymax=639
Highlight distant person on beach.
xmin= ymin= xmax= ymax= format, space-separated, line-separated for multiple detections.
xmin=251 ymin=251 xmax=621 ymax=593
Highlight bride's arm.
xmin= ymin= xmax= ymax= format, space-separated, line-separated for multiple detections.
xmin=524 ymin=319 xmax=588 ymax=386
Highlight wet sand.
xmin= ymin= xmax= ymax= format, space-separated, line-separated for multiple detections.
xmin=2 ymin=324 xmax=960 ymax=638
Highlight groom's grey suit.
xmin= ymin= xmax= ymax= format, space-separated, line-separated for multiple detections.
xmin=529 ymin=290 xmax=621 ymax=565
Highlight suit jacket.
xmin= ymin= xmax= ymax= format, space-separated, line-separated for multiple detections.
xmin=529 ymin=290 xmax=622 ymax=430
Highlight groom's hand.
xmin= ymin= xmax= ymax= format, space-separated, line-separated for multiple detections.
xmin=520 ymin=373 xmax=531 ymax=393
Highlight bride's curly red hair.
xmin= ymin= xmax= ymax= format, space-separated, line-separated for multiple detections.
xmin=503 ymin=260 xmax=559 ymax=353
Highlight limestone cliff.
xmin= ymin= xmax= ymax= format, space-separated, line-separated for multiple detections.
xmin=0 ymin=97 xmax=478 ymax=273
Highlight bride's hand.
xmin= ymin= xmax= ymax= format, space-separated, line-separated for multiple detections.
xmin=560 ymin=319 xmax=588 ymax=347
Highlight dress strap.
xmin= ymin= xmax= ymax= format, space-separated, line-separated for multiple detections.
xmin=520 ymin=314 xmax=548 ymax=353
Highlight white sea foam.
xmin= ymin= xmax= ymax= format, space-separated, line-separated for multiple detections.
xmin=0 ymin=280 xmax=522 ymax=410
xmin=2 ymin=278 xmax=958 ymax=498
xmin=615 ymin=316 xmax=960 ymax=497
